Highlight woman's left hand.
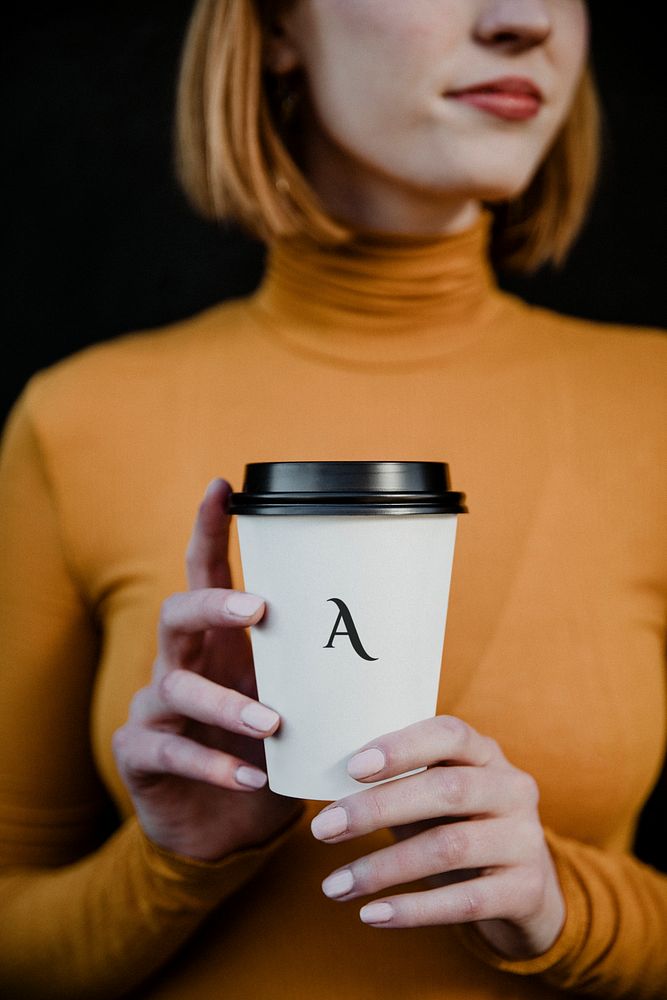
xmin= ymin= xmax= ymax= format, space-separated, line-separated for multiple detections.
xmin=310 ymin=715 xmax=565 ymax=960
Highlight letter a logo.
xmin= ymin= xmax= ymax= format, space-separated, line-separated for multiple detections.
xmin=323 ymin=598 xmax=378 ymax=661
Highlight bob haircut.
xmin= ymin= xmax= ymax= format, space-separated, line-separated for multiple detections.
xmin=175 ymin=0 xmax=601 ymax=272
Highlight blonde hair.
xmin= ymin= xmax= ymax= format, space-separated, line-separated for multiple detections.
xmin=175 ymin=0 xmax=601 ymax=272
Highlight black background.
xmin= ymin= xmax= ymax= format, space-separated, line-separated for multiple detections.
xmin=3 ymin=5 xmax=665 ymax=868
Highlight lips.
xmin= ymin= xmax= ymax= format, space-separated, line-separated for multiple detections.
xmin=446 ymin=76 xmax=543 ymax=121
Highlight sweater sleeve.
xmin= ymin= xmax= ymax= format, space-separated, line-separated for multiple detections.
xmin=0 ymin=385 xmax=302 ymax=1000
xmin=457 ymin=825 xmax=667 ymax=998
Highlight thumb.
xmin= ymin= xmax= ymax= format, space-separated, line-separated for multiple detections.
xmin=185 ymin=478 xmax=234 ymax=590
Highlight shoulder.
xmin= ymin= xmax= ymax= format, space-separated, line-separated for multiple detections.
xmin=20 ymin=298 xmax=250 ymax=441
xmin=24 ymin=298 xmax=250 ymax=406
xmin=516 ymin=299 xmax=665 ymax=370
xmin=526 ymin=305 xmax=666 ymax=486
xmin=494 ymin=298 xmax=666 ymax=498
xmin=503 ymin=296 xmax=666 ymax=412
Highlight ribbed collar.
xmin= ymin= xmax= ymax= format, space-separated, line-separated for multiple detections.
xmin=245 ymin=209 xmax=505 ymax=370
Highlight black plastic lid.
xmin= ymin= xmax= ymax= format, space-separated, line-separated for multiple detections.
xmin=228 ymin=462 xmax=467 ymax=516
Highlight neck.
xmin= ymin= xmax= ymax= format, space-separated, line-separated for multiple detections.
xmin=246 ymin=209 xmax=505 ymax=371
xmin=299 ymin=109 xmax=481 ymax=236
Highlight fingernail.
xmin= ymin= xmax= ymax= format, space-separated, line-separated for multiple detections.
xmin=360 ymin=902 xmax=393 ymax=924
xmin=240 ymin=702 xmax=280 ymax=732
xmin=235 ymin=765 xmax=268 ymax=789
xmin=226 ymin=592 xmax=265 ymax=617
xmin=204 ymin=477 xmax=222 ymax=498
xmin=347 ymin=747 xmax=385 ymax=779
xmin=322 ymin=868 xmax=354 ymax=899
xmin=311 ymin=806 xmax=348 ymax=840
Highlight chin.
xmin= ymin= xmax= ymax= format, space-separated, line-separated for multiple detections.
xmin=443 ymin=148 xmax=546 ymax=201
xmin=408 ymin=159 xmax=543 ymax=204
xmin=451 ymin=170 xmax=542 ymax=203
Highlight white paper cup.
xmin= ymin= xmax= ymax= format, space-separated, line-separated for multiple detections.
xmin=229 ymin=462 xmax=466 ymax=801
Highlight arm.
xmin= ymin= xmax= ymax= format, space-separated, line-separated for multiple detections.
xmin=0 ymin=385 xmax=299 ymax=1000
xmin=457 ymin=823 xmax=667 ymax=999
xmin=1 ymin=816 xmax=297 ymax=999
xmin=309 ymin=714 xmax=667 ymax=1000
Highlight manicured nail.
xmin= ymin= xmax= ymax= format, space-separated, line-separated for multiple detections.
xmin=322 ymin=869 xmax=354 ymax=898
xmin=347 ymin=747 xmax=385 ymax=779
xmin=311 ymin=806 xmax=348 ymax=840
xmin=235 ymin=766 xmax=267 ymax=789
xmin=240 ymin=702 xmax=280 ymax=732
xmin=226 ymin=592 xmax=265 ymax=618
xmin=204 ymin=477 xmax=223 ymax=498
xmin=360 ymin=902 xmax=393 ymax=924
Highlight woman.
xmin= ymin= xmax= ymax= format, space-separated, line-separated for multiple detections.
xmin=0 ymin=1 xmax=665 ymax=997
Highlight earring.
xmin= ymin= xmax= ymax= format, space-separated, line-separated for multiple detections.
xmin=273 ymin=73 xmax=301 ymax=126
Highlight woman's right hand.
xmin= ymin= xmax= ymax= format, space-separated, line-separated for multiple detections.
xmin=112 ymin=478 xmax=305 ymax=861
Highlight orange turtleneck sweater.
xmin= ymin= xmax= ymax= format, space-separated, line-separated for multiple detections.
xmin=0 ymin=213 xmax=665 ymax=999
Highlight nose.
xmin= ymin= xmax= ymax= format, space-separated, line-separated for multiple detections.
xmin=474 ymin=0 xmax=552 ymax=52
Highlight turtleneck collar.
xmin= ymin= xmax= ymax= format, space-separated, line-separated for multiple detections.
xmin=245 ymin=209 xmax=505 ymax=370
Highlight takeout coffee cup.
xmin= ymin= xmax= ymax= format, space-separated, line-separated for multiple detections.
xmin=229 ymin=461 xmax=466 ymax=800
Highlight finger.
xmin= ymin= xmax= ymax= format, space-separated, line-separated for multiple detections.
xmin=186 ymin=478 xmax=234 ymax=590
xmin=310 ymin=765 xmax=528 ymax=842
xmin=355 ymin=871 xmax=521 ymax=928
xmin=320 ymin=817 xmax=522 ymax=901
xmin=158 ymin=589 xmax=265 ymax=667
xmin=112 ymin=726 xmax=268 ymax=790
xmin=347 ymin=715 xmax=501 ymax=782
xmin=130 ymin=669 xmax=280 ymax=736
